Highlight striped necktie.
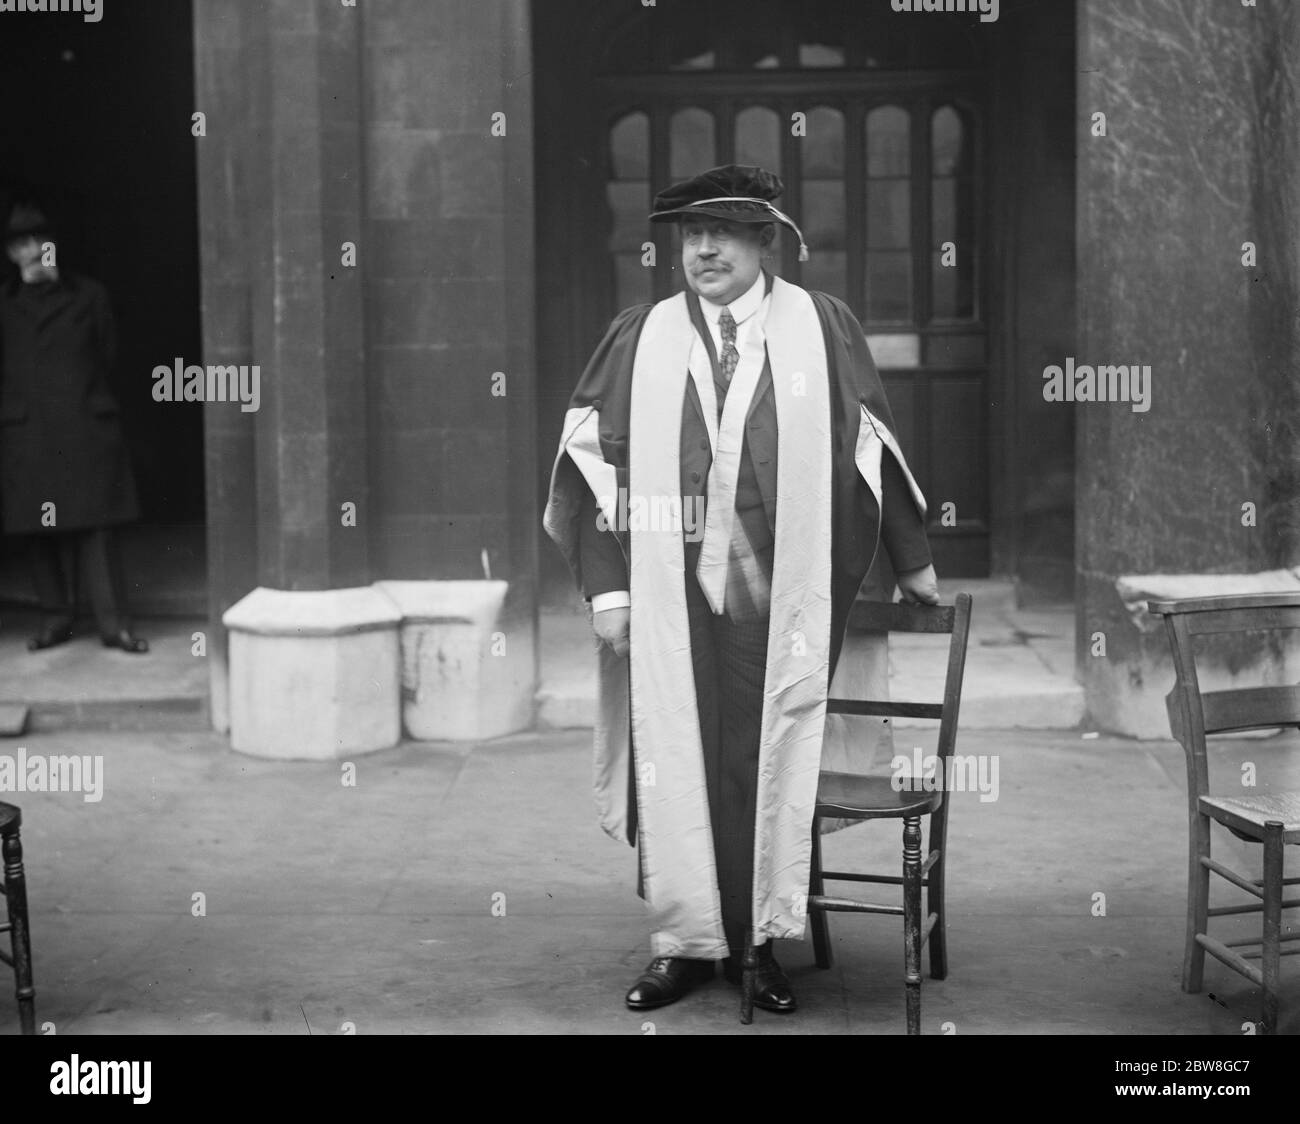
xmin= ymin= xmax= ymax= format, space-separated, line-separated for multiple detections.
xmin=719 ymin=308 xmax=739 ymax=382
xmin=696 ymin=300 xmax=771 ymax=619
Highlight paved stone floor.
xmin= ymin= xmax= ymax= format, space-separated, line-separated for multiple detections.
xmin=0 ymin=614 xmax=208 ymax=732
xmin=1 ymin=723 xmax=1296 ymax=1035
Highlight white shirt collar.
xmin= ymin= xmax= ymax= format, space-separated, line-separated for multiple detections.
xmin=698 ymin=270 xmax=767 ymax=327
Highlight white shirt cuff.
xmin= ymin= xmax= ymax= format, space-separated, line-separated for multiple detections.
xmin=591 ymin=591 xmax=630 ymax=613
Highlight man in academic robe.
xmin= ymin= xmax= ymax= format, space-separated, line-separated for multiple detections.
xmin=544 ymin=165 xmax=938 ymax=1013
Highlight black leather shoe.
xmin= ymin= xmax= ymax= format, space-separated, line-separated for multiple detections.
xmin=102 ymin=629 xmax=149 ymax=654
xmin=27 ymin=623 xmax=73 ymax=652
xmin=727 ymin=945 xmax=797 ymax=1013
xmin=624 ymin=957 xmax=714 ymax=1010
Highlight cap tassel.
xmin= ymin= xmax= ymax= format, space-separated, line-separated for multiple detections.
xmin=763 ymin=201 xmax=809 ymax=262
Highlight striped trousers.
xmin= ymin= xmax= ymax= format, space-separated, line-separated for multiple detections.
xmin=686 ymin=570 xmax=770 ymax=956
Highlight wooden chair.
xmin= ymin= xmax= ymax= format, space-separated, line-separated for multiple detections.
xmin=743 ymin=594 xmax=972 ymax=1031
xmin=0 ymin=802 xmax=35 ymax=1035
xmin=1149 ymin=592 xmax=1300 ymax=1035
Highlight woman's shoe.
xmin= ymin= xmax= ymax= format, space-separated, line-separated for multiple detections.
xmin=27 ymin=623 xmax=73 ymax=651
xmin=102 ymin=629 xmax=149 ymax=654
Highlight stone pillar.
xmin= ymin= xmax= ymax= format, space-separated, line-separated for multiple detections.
xmin=360 ymin=0 xmax=538 ymax=729
xmin=194 ymin=1 xmax=260 ymax=732
xmin=246 ymin=3 xmax=369 ymax=590
xmin=990 ymin=2 xmax=1077 ymax=604
xmin=196 ymin=0 xmax=538 ymax=746
xmin=195 ymin=1 xmax=380 ymax=751
xmin=1075 ymin=0 xmax=1300 ymax=734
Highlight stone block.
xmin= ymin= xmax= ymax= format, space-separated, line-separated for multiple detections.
xmin=370 ymin=347 xmax=449 ymax=431
xmin=362 ymin=0 xmax=445 ymax=47
xmin=442 ymin=427 xmax=509 ymax=515
xmin=376 ymin=428 xmax=444 ymax=517
xmin=364 ymin=278 xmax=443 ymax=347
xmin=366 ymin=217 xmax=503 ymax=282
xmin=368 ymin=514 xmax=445 ymax=578
xmin=364 ymin=127 xmax=441 ymax=221
xmin=1090 ymin=570 xmax=1300 ymax=739
xmin=373 ymin=580 xmax=532 ymax=740
xmin=437 ymin=134 xmax=505 ymax=218
xmin=223 ymin=586 xmax=402 ymax=759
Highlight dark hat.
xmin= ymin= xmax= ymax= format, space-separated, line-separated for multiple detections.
xmin=4 ymin=203 xmax=53 ymax=242
xmin=650 ymin=164 xmax=809 ymax=261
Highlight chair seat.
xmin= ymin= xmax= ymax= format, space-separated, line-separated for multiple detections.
xmin=816 ymin=771 xmax=942 ymax=819
xmin=0 ymin=802 xmax=18 ymax=832
xmin=1199 ymin=792 xmax=1300 ymax=843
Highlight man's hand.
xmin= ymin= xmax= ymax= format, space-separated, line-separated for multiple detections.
xmin=592 ymin=606 xmax=630 ymax=657
xmin=897 ymin=563 xmax=940 ymax=606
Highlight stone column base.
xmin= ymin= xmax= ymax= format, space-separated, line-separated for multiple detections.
xmin=372 ymin=580 xmax=532 ymax=741
xmin=222 ymin=587 xmax=402 ymax=760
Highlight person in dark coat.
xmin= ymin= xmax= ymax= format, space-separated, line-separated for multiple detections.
xmin=0 ymin=202 xmax=148 ymax=653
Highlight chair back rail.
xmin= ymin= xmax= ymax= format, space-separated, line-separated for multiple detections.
xmin=1150 ymin=593 xmax=1300 ymax=802
xmin=1181 ymin=606 xmax=1300 ymax=637
xmin=848 ymin=599 xmax=957 ymax=635
xmin=1147 ymin=592 xmax=1300 ymax=619
xmin=826 ymin=699 xmax=944 ymax=721
xmin=1201 ymin=686 xmax=1300 ymax=736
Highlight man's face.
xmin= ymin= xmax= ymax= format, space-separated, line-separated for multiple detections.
xmin=680 ymin=218 xmax=770 ymax=306
xmin=5 ymin=235 xmax=44 ymax=270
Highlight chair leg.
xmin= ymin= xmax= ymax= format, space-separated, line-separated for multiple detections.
xmin=809 ymin=819 xmax=832 ymax=970
xmin=3 ymin=826 xmax=35 ymax=1036
xmin=1261 ymin=821 xmax=1283 ymax=1036
xmin=903 ymin=815 xmax=923 ymax=1036
xmin=1183 ymin=812 xmax=1210 ymax=994
xmin=927 ymin=842 xmax=947 ymax=981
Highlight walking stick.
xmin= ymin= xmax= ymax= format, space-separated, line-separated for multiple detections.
xmin=739 ymin=928 xmax=757 ymax=1024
